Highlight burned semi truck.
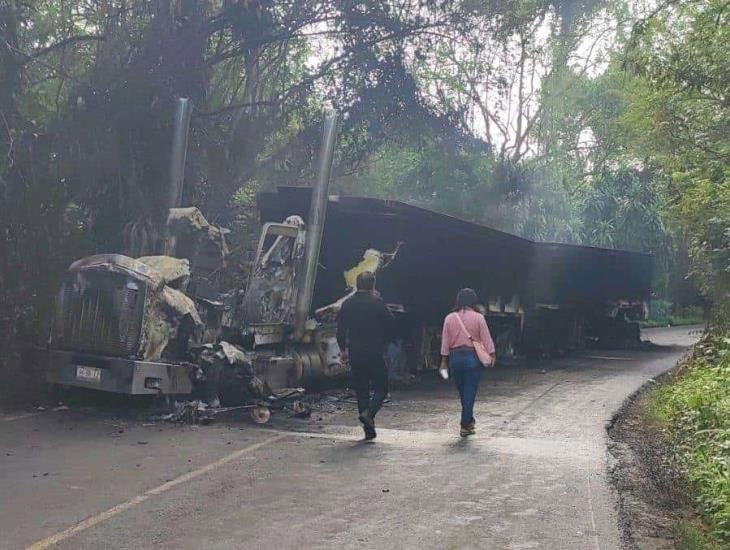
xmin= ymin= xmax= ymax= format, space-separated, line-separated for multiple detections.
xmin=45 ymin=109 xmax=651 ymax=401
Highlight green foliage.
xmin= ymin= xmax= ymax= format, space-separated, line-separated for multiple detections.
xmin=620 ymin=0 xmax=730 ymax=320
xmin=581 ymin=165 xmax=670 ymax=252
xmin=644 ymin=299 xmax=705 ymax=328
xmin=673 ymin=519 xmax=724 ymax=550
xmin=524 ymin=0 xmax=729 ymax=316
xmin=340 ymin=141 xmax=508 ymax=227
xmin=340 ymin=138 xmax=585 ymax=242
xmin=652 ymin=332 xmax=730 ymax=543
xmin=674 ymin=177 xmax=730 ymax=323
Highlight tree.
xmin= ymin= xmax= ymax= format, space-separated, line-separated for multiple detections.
xmin=0 ymin=0 xmax=466 ymax=398
xmin=620 ymin=0 xmax=729 ymax=320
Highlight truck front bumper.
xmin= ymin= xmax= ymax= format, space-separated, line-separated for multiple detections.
xmin=46 ymin=349 xmax=193 ymax=395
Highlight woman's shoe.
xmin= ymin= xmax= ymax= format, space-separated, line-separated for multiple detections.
xmin=460 ymin=422 xmax=476 ymax=437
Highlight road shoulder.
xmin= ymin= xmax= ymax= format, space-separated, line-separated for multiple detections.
xmin=608 ymin=367 xmax=701 ymax=549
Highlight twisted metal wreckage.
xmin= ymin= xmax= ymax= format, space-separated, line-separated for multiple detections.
xmin=46 ymin=111 xmax=356 ymax=420
xmin=44 ymin=107 xmax=653 ymax=422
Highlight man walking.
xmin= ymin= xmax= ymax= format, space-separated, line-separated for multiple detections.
xmin=337 ymin=271 xmax=393 ymax=440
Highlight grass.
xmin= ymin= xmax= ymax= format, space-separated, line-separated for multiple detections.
xmin=642 ymin=300 xmax=707 ymax=328
xmin=649 ymin=330 xmax=730 ymax=546
xmin=673 ymin=520 xmax=724 ymax=550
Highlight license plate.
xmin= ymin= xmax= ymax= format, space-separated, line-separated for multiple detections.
xmin=75 ymin=366 xmax=102 ymax=383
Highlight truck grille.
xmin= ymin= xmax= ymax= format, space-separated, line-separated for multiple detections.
xmin=53 ymin=271 xmax=146 ymax=357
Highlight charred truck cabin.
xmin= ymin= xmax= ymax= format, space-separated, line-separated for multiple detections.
xmin=46 ymin=109 xmax=343 ymax=400
xmin=45 ymin=104 xmax=652 ymax=402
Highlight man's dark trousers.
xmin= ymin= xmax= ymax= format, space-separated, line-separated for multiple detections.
xmin=350 ymin=352 xmax=388 ymax=418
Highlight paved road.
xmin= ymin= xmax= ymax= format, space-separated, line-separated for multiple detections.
xmin=0 ymin=326 xmax=701 ymax=550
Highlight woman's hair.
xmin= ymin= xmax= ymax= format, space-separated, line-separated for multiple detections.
xmin=356 ymin=271 xmax=376 ymax=291
xmin=455 ymin=288 xmax=479 ymax=310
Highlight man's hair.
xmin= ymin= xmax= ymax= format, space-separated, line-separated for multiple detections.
xmin=455 ymin=288 xmax=479 ymax=310
xmin=356 ymin=271 xmax=376 ymax=291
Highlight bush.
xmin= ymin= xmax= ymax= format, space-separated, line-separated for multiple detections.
xmin=644 ymin=299 xmax=706 ymax=328
xmin=652 ymin=332 xmax=730 ymax=543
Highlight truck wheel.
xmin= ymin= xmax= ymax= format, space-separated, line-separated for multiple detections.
xmin=250 ymin=406 xmax=271 ymax=424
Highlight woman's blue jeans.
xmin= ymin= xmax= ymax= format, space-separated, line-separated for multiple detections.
xmin=450 ymin=349 xmax=482 ymax=427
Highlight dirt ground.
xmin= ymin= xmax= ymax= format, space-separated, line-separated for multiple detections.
xmin=607 ymin=355 xmax=702 ymax=549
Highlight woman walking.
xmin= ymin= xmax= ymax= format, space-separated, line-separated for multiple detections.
xmin=440 ymin=288 xmax=496 ymax=437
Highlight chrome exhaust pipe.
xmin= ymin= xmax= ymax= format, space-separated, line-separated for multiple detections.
xmin=167 ymin=98 xmax=193 ymax=211
xmin=294 ymin=110 xmax=339 ymax=339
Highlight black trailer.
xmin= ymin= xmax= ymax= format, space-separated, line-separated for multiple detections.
xmin=257 ymin=186 xmax=652 ymax=363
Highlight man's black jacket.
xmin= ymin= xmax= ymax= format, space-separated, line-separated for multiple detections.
xmin=336 ymin=291 xmax=393 ymax=357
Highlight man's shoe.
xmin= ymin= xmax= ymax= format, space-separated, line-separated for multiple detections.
xmin=364 ymin=426 xmax=377 ymax=440
xmin=358 ymin=410 xmax=375 ymax=430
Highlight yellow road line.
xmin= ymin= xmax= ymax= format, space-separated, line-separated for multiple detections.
xmin=585 ymin=355 xmax=635 ymax=361
xmin=2 ymin=412 xmax=41 ymax=422
xmin=26 ymin=433 xmax=288 ymax=550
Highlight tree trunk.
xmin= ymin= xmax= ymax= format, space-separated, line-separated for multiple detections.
xmin=0 ymin=0 xmax=21 ymax=160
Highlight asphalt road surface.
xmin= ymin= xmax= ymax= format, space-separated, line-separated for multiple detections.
xmin=0 ymin=326 xmax=701 ymax=550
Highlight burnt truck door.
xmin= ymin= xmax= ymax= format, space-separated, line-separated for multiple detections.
xmin=240 ymin=216 xmax=306 ymax=345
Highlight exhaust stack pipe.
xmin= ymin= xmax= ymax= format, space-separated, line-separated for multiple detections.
xmin=167 ymin=98 xmax=193 ymax=211
xmin=164 ymin=98 xmax=193 ymax=254
xmin=294 ymin=110 xmax=339 ymax=340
